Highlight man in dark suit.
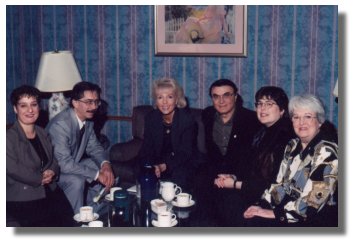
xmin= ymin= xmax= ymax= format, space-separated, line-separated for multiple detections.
xmin=46 ymin=81 xmax=115 ymax=215
xmin=193 ymin=79 xmax=260 ymax=226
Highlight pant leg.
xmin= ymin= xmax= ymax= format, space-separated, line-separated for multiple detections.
xmin=57 ymin=173 xmax=86 ymax=214
xmin=46 ymin=186 xmax=76 ymax=227
xmin=214 ymin=188 xmax=247 ymax=227
xmin=78 ymin=158 xmax=107 ymax=214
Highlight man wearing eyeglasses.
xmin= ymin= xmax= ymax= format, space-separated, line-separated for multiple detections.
xmin=194 ymin=79 xmax=260 ymax=226
xmin=46 ymin=81 xmax=115 ymax=216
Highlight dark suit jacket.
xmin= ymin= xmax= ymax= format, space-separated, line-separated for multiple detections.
xmin=202 ymin=97 xmax=261 ymax=180
xmin=138 ymin=108 xmax=197 ymax=189
xmin=6 ymin=121 xmax=59 ymax=201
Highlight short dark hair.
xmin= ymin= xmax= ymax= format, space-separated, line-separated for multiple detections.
xmin=209 ymin=79 xmax=238 ymax=97
xmin=10 ymin=85 xmax=41 ymax=106
xmin=255 ymin=86 xmax=289 ymax=116
xmin=70 ymin=81 xmax=101 ymax=107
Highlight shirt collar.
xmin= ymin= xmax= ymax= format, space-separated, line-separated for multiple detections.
xmin=75 ymin=114 xmax=86 ymax=129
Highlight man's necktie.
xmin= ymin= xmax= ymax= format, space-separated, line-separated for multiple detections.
xmin=79 ymin=124 xmax=85 ymax=147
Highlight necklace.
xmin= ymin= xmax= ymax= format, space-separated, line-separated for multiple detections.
xmin=163 ymin=121 xmax=172 ymax=134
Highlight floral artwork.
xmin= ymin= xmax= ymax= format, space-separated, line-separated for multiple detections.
xmin=155 ymin=5 xmax=247 ymax=56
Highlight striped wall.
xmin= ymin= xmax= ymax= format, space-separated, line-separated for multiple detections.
xmin=6 ymin=5 xmax=338 ymax=144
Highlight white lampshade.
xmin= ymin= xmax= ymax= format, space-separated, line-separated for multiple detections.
xmin=35 ymin=50 xmax=82 ymax=92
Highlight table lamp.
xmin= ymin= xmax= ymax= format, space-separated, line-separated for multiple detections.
xmin=35 ymin=50 xmax=82 ymax=119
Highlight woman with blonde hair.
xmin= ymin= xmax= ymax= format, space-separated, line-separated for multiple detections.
xmin=138 ymin=77 xmax=197 ymax=190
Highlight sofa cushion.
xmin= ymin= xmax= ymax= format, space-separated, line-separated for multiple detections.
xmin=132 ymin=105 xmax=154 ymax=139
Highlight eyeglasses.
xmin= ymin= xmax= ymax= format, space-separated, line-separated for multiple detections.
xmin=291 ymin=115 xmax=317 ymax=123
xmin=77 ymin=99 xmax=101 ymax=106
xmin=211 ymin=92 xmax=235 ymax=101
xmin=254 ymin=101 xmax=277 ymax=109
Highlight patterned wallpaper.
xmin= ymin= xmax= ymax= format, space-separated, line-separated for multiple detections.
xmin=6 ymin=5 xmax=338 ymax=144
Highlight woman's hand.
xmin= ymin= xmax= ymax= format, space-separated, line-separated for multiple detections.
xmin=214 ymin=174 xmax=236 ymax=188
xmin=154 ymin=164 xmax=167 ymax=178
xmin=42 ymin=170 xmax=55 ymax=185
xmin=243 ymin=205 xmax=275 ymax=219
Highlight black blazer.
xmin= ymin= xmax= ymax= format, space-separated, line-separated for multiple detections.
xmin=240 ymin=117 xmax=295 ymax=204
xmin=202 ymin=97 xmax=261 ymax=180
xmin=138 ymin=107 xmax=197 ymax=189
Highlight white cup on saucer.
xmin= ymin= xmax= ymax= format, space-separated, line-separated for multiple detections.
xmin=79 ymin=206 xmax=94 ymax=221
xmin=157 ymin=211 xmax=176 ymax=227
xmin=109 ymin=187 xmax=122 ymax=201
xmin=88 ymin=220 xmax=103 ymax=227
xmin=176 ymin=193 xmax=192 ymax=206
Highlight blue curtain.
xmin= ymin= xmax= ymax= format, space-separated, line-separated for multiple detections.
xmin=6 ymin=5 xmax=338 ymax=144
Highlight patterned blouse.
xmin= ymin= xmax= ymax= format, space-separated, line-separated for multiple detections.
xmin=261 ymin=131 xmax=338 ymax=224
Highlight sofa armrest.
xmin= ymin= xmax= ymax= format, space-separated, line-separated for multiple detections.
xmin=109 ymin=138 xmax=143 ymax=163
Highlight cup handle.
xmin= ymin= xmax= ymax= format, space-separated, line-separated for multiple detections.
xmin=189 ymin=195 xmax=192 ymax=200
xmin=171 ymin=214 xmax=176 ymax=221
xmin=175 ymin=186 xmax=182 ymax=195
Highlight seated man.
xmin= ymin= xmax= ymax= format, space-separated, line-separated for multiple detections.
xmin=46 ymin=81 xmax=115 ymax=215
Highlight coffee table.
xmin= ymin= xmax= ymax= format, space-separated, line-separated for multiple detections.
xmin=104 ymin=192 xmax=197 ymax=227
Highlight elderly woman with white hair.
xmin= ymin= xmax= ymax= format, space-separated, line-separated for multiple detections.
xmin=243 ymin=94 xmax=338 ymax=227
xmin=138 ymin=77 xmax=197 ymax=191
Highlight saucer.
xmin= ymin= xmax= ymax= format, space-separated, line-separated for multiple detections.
xmin=73 ymin=213 xmax=99 ymax=222
xmin=105 ymin=194 xmax=113 ymax=201
xmin=172 ymin=199 xmax=195 ymax=208
xmin=152 ymin=219 xmax=178 ymax=227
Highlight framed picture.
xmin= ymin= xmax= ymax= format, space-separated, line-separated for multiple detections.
xmin=155 ymin=5 xmax=247 ymax=57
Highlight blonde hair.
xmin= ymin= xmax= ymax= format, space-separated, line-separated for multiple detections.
xmin=152 ymin=77 xmax=187 ymax=108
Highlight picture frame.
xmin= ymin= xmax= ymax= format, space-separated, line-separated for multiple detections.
xmin=155 ymin=5 xmax=247 ymax=57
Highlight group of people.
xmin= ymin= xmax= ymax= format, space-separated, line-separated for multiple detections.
xmin=6 ymin=77 xmax=338 ymax=227
xmin=138 ymin=78 xmax=338 ymax=227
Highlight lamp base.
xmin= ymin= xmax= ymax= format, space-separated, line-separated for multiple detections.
xmin=48 ymin=92 xmax=68 ymax=120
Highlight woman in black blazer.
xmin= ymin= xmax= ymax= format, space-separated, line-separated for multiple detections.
xmin=138 ymin=78 xmax=197 ymax=191
xmin=6 ymin=85 xmax=74 ymax=226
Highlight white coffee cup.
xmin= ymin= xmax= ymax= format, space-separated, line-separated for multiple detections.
xmin=161 ymin=182 xmax=182 ymax=202
xmin=176 ymin=193 xmax=192 ymax=206
xmin=80 ymin=206 xmax=94 ymax=221
xmin=88 ymin=220 xmax=103 ymax=227
xmin=150 ymin=199 xmax=167 ymax=214
xmin=109 ymin=187 xmax=122 ymax=200
xmin=157 ymin=211 xmax=176 ymax=227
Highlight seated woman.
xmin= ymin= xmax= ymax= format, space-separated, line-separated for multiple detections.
xmin=6 ymin=85 xmax=74 ymax=227
xmin=213 ymin=86 xmax=295 ymax=226
xmin=244 ymin=94 xmax=338 ymax=227
xmin=138 ymin=78 xmax=197 ymax=191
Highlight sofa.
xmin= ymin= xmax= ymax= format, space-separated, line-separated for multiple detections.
xmin=109 ymin=105 xmax=206 ymax=189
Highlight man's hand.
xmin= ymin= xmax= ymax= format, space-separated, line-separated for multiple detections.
xmin=42 ymin=170 xmax=55 ymax=185
xmin=154 ymin=164 xmax=167 ymax=178
xmin=214 ymin=174 xmax=236 ymax=188
xmin=98 ymin=162 xmax=115 ymax=191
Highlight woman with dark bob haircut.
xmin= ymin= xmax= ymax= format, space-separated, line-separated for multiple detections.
xmin=6 ymin=85 xmax=74 ymax=226
xmin=214 ymin=86 xmax=295 ymax=226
